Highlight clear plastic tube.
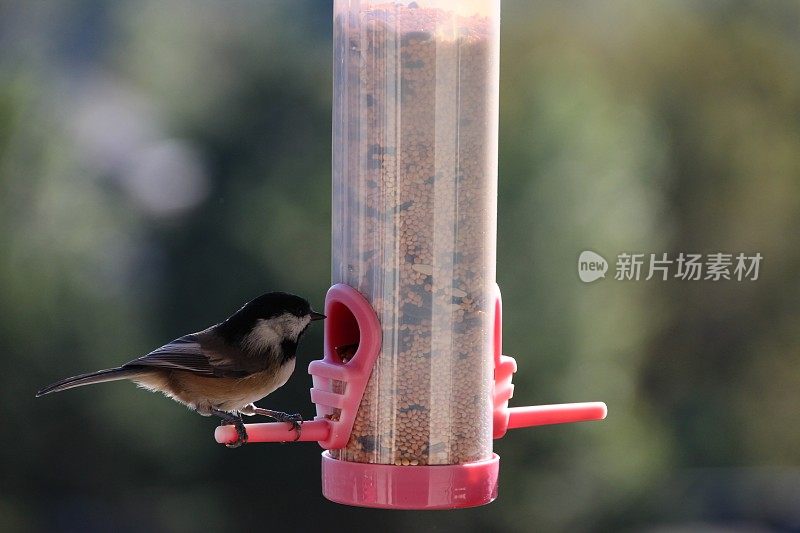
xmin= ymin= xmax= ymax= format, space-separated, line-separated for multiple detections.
xmin=331 ymin=0 xmax=500 ymax=466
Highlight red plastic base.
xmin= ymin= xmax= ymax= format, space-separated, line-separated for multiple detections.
xmin=321 ymin=451 xmax=500 ymax=510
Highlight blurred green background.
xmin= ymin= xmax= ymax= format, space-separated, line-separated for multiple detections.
xmin=1 ymin=1 xmax=799 ymax=531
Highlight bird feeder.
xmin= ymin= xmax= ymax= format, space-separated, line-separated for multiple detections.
xmin=216 ymin=0 xmax=607 ymax=509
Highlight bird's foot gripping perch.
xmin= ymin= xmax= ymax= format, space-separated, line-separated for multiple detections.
xmin=216 ymin=407 xmax=303 ymax=446
xmin=212 ymin=409 xmax=248 ymax=448
xmin=247 ymin=406 xmax=303 ymax=441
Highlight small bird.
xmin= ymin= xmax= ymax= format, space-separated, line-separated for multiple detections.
xmin=37 ymin=292 xmax=325 ymax=447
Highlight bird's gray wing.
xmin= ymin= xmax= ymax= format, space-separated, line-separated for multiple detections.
xmin=121 ymin=333 xmax=253 ymax=378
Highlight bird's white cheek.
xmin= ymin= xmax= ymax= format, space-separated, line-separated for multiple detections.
xmin=292 ymin=316 xmax=312 ymax=339
xmin=244 ymin=320 xmax=280 ymax=352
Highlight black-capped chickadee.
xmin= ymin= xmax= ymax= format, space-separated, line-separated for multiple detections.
xmin=37 ymin=292 xmax=325 ymax=447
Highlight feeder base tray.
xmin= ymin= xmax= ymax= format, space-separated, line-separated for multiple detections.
xmin=320 ymin=451 xmax=500 ymax=510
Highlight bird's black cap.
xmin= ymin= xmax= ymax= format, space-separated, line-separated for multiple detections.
xmin=241 ymin=292 xmax=317 ymax=319
xmin=216 ymin=292 xmax=323 ymax=341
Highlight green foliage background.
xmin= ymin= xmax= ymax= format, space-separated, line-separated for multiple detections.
xmin=1 ymin=1 xmax=798 ymax=531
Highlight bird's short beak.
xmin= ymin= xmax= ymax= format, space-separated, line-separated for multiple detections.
xmin=310 ymin=311 xmax=326 ymax=321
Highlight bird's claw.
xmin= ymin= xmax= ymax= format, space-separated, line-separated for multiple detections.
xmin=217 ymin=415 xmax=248 ymax=448
xmin=277 ymin=412 xmax=303 ymax=441
xmin=224 ymin=422 xmax=248 ymax=448
xmin=251 ymin=407 xmax=303 ymax=441
xmin=287 ymin=414 xmax=302 ymax=441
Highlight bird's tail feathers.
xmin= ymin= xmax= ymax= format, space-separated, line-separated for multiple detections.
xmin=36 ymin=368 xmax=143 ymax=397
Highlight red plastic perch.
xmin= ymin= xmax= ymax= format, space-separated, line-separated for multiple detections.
xmin=506 ymin=402 xmax=607 ymax=429
xmin=214 ymin=401 xmax=607 ymax=445
xmin=215 ymin=419 xmax=331 ymax=444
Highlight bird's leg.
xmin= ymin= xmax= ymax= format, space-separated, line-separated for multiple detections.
xmin=211 ymin=408 xmax=248 ymax=448
xmin=254 ymin=408 xmax=303 ymax=442
xmin=241 ymin=404 xmax=302 ymax=441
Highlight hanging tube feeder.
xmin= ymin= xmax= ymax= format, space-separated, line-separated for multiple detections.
xmin=216 ymin=0 xmax=606 ymax=510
